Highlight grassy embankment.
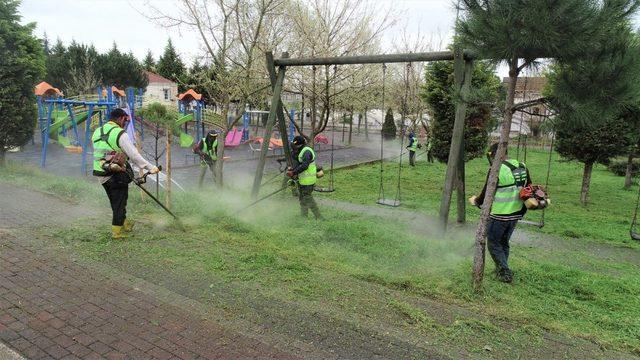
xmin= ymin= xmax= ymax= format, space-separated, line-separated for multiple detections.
xmin=1 ymin=158 xmax=639 ymax=355
xmin=318 ymin=147 xmax=640 ymax=246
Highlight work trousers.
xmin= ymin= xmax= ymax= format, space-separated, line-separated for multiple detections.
xmin=102 ymin=177 xmax=129 ymax=226
xmin=487 ymin=218 xmax=518 ymax=272
xmin=409 ymin=150 xmax=416 ymax=166
xmin=427 ymin=150 xmax=434 ymax=163
xmin=199 ymin=160 xmax=216 ymax=187
xmin=298 ymin=184 xmax=321 ymax=219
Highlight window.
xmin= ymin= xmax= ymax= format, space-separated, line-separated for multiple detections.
xmin=163 ymin=89 xmax=169 ymax=100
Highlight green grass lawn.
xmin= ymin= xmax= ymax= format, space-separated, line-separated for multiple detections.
xmin=316 ymin=147 xmax=640 ymax=247
xmin=2 ymin=160 xmax=640 ymax=354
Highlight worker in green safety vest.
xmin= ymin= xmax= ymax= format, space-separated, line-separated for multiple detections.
xmin=286 ymin=135 xmax=323 ymax=219
xmin=193 ymin=130 xmax=219 ymax=188
xmin=92 ymin=108 xmax=159 ymax=239
xmin=406 ymin=131 xmax=420 ymax=166
xmin=469 ymin=142 xmax=531 ymax=283
xmin=426 ymin=136 xmax=434 ymax=163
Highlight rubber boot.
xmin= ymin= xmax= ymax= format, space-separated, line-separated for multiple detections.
xmin=111 ymin=225 xmax=128 ymax=239
xmin=123 ymin=219 xmax=135 ymax=232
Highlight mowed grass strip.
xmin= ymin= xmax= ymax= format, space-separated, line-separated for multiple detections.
xmin=2 ymin=161 xmax=640 ymax=353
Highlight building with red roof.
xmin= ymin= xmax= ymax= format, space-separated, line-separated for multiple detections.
xmin=144 ymin=70 xmax=178 ymax=105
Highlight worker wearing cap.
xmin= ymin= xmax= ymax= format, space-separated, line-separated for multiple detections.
xmin=193 ymin=130 xmax=219 ymax=187
xmin=469 ymin=143 xmax=531 ymax=283
xmin=406 ymin=131 xmax=420 ymax=166
xmin=92 ymin=108 xmax=159 ymax=239
xmin=287 ymin=136 xmax=323 ymax=219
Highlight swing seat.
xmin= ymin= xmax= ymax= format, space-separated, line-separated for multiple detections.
xmin=631 ymin=230 xmax=640 ymax=241
xmin=518 ymin=219 xmax=544 ymax=228
xmin=65 ymin=145 xmax=83 ymax=154
xmin=314 ymin=186 xmax=335 ymax=193
xmin=377 ymin=198 xmax=401 ymax=207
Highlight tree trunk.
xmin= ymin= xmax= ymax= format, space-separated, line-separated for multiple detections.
xmin=215 ymin=106 xmax=229 ymax=188
xmin=364 ymin=108 xmax=369 ymax=141
xmin=165 ymin=127 xmax=172 ymax=209
xmin=357 ymin=113 xmax=362 ymax=134
xmin=0 ymin=150 xmax=5 ymax=167
xmin=472 ymin=57 xmax=520 ymax=291
xmin=311 ymin=66 xmax=317 ymax=142
xmin=348 ymin=109 xmax=353 ymax=145
xmin=581 ymin=161 xmax=594 ymax=205
xmin=624 ymin=152 xmax=634 ymax=189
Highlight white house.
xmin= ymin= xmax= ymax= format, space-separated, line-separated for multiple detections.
xmin=143 ymin=70 xmax=178 ymax=105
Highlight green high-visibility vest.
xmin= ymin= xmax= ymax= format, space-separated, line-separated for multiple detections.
xmin=92 ymin=121 xmax=124 ymax=176
xmin=491 ymin=159 xmax=527 ymax=215
xmin=202 ymin=138 xmax=218 ymax=161
xmin=408 ymin=138 xmax=418 ymax=151
xmin=297 ymin=146 xmax=317 ymax=186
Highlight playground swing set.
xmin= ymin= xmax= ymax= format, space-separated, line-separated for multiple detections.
xmin=251 ymin=50 xmax=475 ymax=229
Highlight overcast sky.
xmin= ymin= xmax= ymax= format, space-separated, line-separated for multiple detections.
xmin=18 ymin=0 xmax=458 ymax=64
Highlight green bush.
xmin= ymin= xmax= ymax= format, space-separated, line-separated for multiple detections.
xmin=607 ymin=158 xmax=640 ymax=177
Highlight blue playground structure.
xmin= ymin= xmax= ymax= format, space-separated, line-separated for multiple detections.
xmin=177 ymin=89 xmax=204 ymax=147
xmin=36 ymin=82 xmax=144 ymax=175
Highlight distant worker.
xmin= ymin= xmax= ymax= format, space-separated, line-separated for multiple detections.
xmin=406 ymin=131 xmax=420 ymax=166
xmin=92 ymin=108 xmax=159 ymax=239
xmin=287 ymin=135 xmax=323 ymax=219
xmin=426 ymin=137 xmax=434 ymax=163
xmin=193 ymin=130 xmax=219 ymax=188
xmin=469 ymin=143 xmax=531 ymax=283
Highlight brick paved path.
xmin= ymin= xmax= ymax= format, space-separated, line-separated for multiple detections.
xmin=0 ymin=184 xmax=298 ymax=359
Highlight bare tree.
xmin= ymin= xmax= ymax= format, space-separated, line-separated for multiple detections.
xmin=65 ymin=57 xmax=100 ymax=97
xmin=284 ymin=0 xmax=394 ymax=143
xmin=144 ymin=0 xmax=287 ymax=186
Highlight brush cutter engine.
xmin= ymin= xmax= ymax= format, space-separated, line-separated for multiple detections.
xmin=520 ymin=185 xmax=550 ymax=210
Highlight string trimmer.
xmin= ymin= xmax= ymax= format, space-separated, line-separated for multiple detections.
xmin=235 ymin=179 xmax=297 ymax=215
xmin=131 ymin=165 xmax=179 ymax=221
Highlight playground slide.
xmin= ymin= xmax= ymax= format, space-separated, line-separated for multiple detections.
xmin=175 ymin=113 xmax=194 ymax=148
xmin=225 ymin=128 xmax=243 ymax=147
xmin=47 ymin=110 xmax=91 ymax=147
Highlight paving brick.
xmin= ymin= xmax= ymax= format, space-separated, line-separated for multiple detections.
xmin=60 ymin=354 xmax=82 ymax=360
xmin=21 ymin=346 xmax=50 ymax=359
xmin=36 ymin=311 xmax=54 ymax=322
xmin=9 ymin=337 xmax=33 ymax=352
xmin=45 ymin=344 xmax=71 ymax=358
xmin=147 ymin=346 xmax=174 ymax=360
xmin=103 ymin=351 xmax=126 ymax=360
xmin=72 ymin=333 xmax=95 ymax=346
xmin=32 ymin=335 xmax=56 ymax=350
xmin=110 ymin=340 xmax=135 ymax=353
xmin=88 ymin=341 xmax=112 ymax=355
xmin=0 ymin=183 xmax=300 ymax=360
xmin=48 ymin=317 xmax=66 ymax=329
xmin=0 ymin=329 xmax=20 ymax=342
xmin=52 ymin=334 xmax=76 ymax=348
xmin=66 ymin=343 xmax=93 ymax=357
xmin=84 ymin=352 xmax=106 ymax=360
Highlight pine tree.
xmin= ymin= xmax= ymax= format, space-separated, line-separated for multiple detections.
xmin=382 ymin=108 xmax=396 ymax=140
xmin=547 ymin=26 xmax=640 ymax=205
xmin=458 ymin=0 xmax=640 ymax=288
xmin=0 ymin=0 xmax=45 ymax=165
xmin=142 ymin=50 xmax=155 ymax=72
xmin=97 ymin=44 xmax=148 ymax=89
xmin=157 ymin=39 xmax=186 ymax=91
xmin=423 ymin=60 xmax=502 ymax=163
